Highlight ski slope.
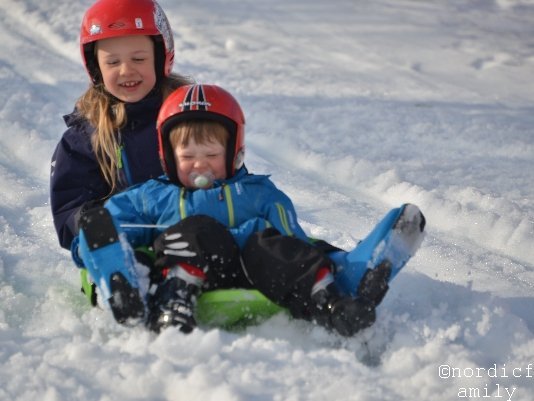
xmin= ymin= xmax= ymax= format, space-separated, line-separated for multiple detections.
xmin=0 ymin=0 xmax=533 ymax=400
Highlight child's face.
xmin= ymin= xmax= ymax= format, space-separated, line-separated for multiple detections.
xmin=96 ymin=35 xmax=156 ymax=103
xmin=175 ymin=139 xmax=227 ymax=188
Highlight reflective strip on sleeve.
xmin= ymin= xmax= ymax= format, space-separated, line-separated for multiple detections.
xmin=275 ymin=203 xmax=293 ymax=236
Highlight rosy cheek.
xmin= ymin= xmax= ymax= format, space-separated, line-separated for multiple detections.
xmin=177 ymin=160 xmax=195 ymax=181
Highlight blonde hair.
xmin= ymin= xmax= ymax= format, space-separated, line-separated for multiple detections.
xmin=76 ymin=73 xmax=191 ymax=194
xmin=169 ymin=120 xmax=229 ymax=150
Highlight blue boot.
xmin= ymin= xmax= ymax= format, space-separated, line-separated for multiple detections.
xmin=334 ymin=204 xmax=426 ymax=296
xmin=77 ymin=207 xmax=145 ymax=325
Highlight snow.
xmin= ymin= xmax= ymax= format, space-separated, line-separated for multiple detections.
xmin=0 ymin=0 xmax=533 ymax=399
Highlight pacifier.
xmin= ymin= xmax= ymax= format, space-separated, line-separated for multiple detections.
xmin=189 ymin=171 xmax=215 ymax=188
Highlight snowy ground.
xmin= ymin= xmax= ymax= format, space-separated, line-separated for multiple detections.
xmin=1 ymin=0 xmax=533 ymax=400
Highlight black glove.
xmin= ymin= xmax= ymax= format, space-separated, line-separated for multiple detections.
xmin=153 ymin=215 xmax=241 ymax=277
xmin=153 ymin=224 xmax=199 ymax=269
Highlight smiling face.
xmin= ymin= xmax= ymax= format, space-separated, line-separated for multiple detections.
xmin=96 ymin=35 xmax=156 ymax=103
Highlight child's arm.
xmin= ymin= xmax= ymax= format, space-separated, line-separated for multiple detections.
xmin=50 ymin=136 xmax=110 ymax=249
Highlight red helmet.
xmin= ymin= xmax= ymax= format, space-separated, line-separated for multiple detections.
xmin=157 ymin=84 xmax=246 ymax=185
xmin=80 ymin=0 xmax=174 ymax=84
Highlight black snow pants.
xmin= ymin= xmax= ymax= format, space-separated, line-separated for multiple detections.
xmin=152 ymin=215 xmax=335 ymax=317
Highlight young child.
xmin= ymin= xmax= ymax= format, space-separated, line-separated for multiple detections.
xmin=73 ymin=84 xmax=426 ymax=337
xmin=50 ymin=0 xmax=191 ymax=251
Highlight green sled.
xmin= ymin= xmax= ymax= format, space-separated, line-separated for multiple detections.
xmin=196 ymin=289 xmax=286 ymax=329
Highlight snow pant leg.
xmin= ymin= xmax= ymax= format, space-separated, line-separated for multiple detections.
xmin=242 ymin=227 xmax=334 ymax=318
xmin=153 ymin=215 xmax=251 ymax=290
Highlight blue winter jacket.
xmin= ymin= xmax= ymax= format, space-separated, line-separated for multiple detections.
xmin=50 ymin=94 xmax=164 ymax=250
xmin=103 ymin=167 xmax=309 ymax=250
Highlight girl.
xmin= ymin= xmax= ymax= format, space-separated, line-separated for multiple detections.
xmin=50 ymin=0 xmax=191 ymax=250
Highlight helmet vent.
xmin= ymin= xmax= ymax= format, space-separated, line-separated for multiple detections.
xmin=108 ymin=22 xmax=126 ymax=30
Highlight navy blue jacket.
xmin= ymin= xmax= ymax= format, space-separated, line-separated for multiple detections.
xmin=50 ymin=94 xmax=164 ymax=249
